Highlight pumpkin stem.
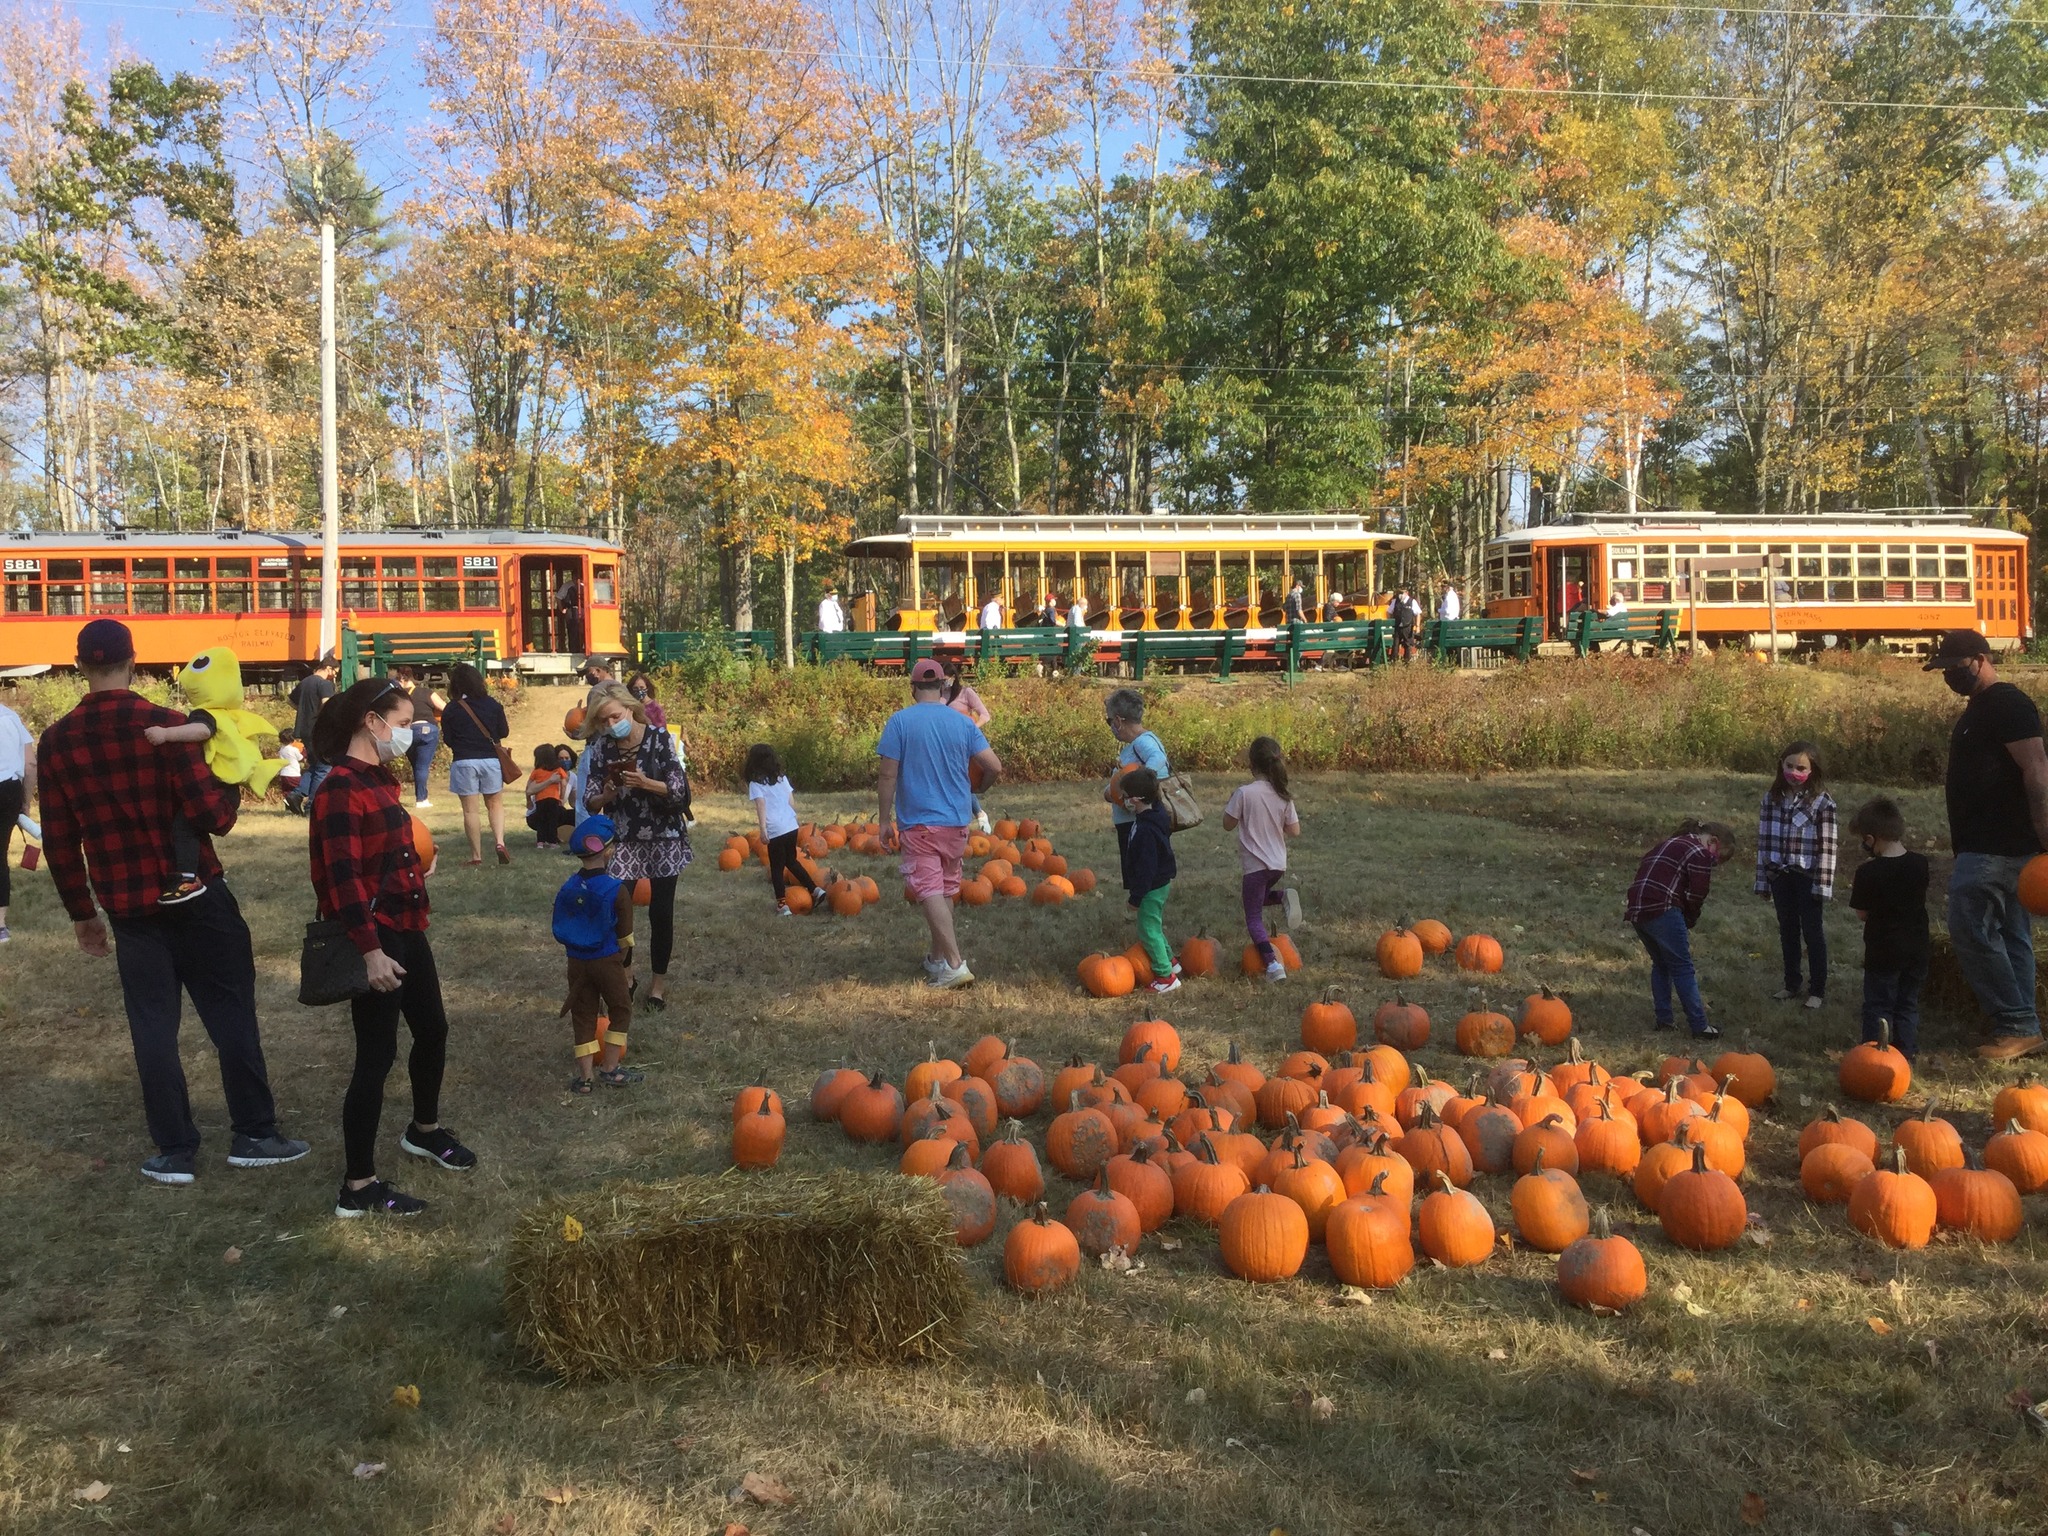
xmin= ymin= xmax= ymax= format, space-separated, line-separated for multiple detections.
xmin=1194 ymin=1132 xmax=1220 ymax=1164
xmin=1068 ymin=1090 xmax=1084 ymax=1113
xmin=1415 ymin=1101 xmax=1440 ymax=1129
xmin=1432 ymin=1169 xmax=1456 ymax=1194
xmin=1920 ymin=1096 xmax=1939 ymax=1122
xmin=1539 ymin=1113 xmax=1564 ymax=1130
xmin=1291 ymin=1146 xmax=1309 ymax=1169
xmin=757 ymin=1098 xmax=775 ymax=1119
xmin=1031 ymin=1201 xmax=1051 ymax=1226
xmin=928 ymin=1080 xmax=945 ymax=1102
xmin=1316 ymin=1091 xmax=1332 ymax=1109
xmin=1531 ymin=1145 xmax=1547 ymax=1174
xmin=1367 ymin=1170 xmax=1390 ymax=1197
xmin=1878 ymin=1017 xmax=1893 ymax=1049
xmin=1591 ymin=1206 xmax=1613 ymax=1240
xmin=1689 ymin=1142 xmax=1710 ymax=1173
xmin=1887 ymin=1146 xmax=1909 ymax=1175
xmin=2005 ymin=1118 xmax=2027 ymax=1136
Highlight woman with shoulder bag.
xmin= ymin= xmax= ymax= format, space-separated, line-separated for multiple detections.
xmin=442 ymin=662 xmax=513 ymax=866
xmin=309 ymin=678 xmax=476 ymax=1218
xmin=582 ymin=682 xmax=691 ymax=1011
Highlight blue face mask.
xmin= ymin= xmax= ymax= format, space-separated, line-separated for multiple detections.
xmin=608 ymin=717 xmax=633 ymax=740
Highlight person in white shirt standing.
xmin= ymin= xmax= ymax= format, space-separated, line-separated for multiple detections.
xmin=978 ymin=592 xmax=1004 ymax=632
xmin=1437 ymin=580 xmax=1463 ymax=622
xmin=0 ymin=698 xmax=35 ymax=943
xmin=817 ymin=583 xmax=847 ymax=634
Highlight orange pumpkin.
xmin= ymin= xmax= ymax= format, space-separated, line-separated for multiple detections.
xmin=1409 ymin=918 xmax=1453 ymax=955
xmin=1300 ymin=987 xmax=1358 ymax=1054
xmin=1242 ymin=934 xmax=1303 ymax=974
xmin=1178 ymin=930 xmax=1220 ymax=975
xmin=1454 ymin=933 xmax=1505 ymax=973
xmin=1517 ymin=987 xmax=1572 ymax=1046
xmin=1839 ymin=1022 xmax=1912 ymax=1104
xmin=1375 ymin=926 xmax=1425 ymax=980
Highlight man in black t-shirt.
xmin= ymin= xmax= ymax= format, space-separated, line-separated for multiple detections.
xmin=1930 ymin=630 xmax=2048 ymax=1059
xmin=284 ymin=656 xmax=338 ymax=813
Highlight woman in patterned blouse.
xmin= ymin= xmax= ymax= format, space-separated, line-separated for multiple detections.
xmin=309 ymin=678 xmax=477 ymax=1219
xmin=581 ymin=682 xmax=691 ymax=1011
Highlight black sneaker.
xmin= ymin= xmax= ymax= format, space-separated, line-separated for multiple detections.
xmin=334 ymin=1179 xmax=426 ymax=1218
xmin=1650 ymin=1018 xmax=1678 ymax=1031
xmin=140 ymin=1151 xmax=196 ymax=1185
xmin=1690 ymin=1024 xmax=1724 ymax=1041
xmin=157 ymin=876 xmax=207 ymax=906
xmin=227 ymin=1133 xmax=311 ymax=1168
xmin=399 ymin=1124 xmax=477 ymax=1172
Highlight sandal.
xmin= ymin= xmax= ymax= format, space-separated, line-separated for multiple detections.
xmin=596 ymin=1065 xmax=644 ymax=1086
xmin=464 ymin=857 xmax=484 ymax=867
xmin=496 ymin=845 xmax=512 ymax=866
xmin=567 ymin=1076 xmax=593 ymax=1095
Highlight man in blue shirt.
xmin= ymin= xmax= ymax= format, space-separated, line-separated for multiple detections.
xmin=878 ymin=659 xmax=1004 ymax=989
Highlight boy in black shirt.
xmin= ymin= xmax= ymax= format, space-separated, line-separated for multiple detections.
xmin=1848 ymin=796 xmax=1930 ymax=1059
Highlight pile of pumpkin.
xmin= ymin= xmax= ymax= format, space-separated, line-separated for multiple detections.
xmin=712 ymin=816 xmax=1097 ymax=914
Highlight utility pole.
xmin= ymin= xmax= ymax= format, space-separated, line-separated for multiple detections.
xmin=318 ymin=214 xmax=341 ymax=657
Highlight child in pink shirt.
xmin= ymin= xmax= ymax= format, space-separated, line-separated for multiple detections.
xmin=1222 ymin=736 xmax=1301 ymax=981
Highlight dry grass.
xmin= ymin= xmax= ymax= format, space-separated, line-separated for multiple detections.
xmin=4 ymin=683 xmax=2048 ymax=1534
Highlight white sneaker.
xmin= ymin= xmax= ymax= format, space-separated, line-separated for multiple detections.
xmin=976 ymin=810 xmax=993 ymax=834
xmin=1804 ymin=993 xmax=1825 ymax=1010
xmin=1264 ymin=960 xmax=1288 ymax=982
xmin=776 ymin=905 xmax=793 ymax=917
xmin=926 ymin=961 xmax=975 ymax=990
xmin=1148 ymin=975 xmax=1181 ymax=994
xmin=922 ymin=953 xmax=945 ymax=978
xmin=414 ymin=799 xmax=432 ymax=810
xmin=1280 ymin=887 xmax=1303 ymax=928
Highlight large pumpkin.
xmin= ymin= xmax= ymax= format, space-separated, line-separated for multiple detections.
xmin=1242 ymin=935 xmax=1303 ymax=975
xmin=1046 ymin=1093 xmax=1120 ymax=1180
xmin=1799 ymin=1141 xmax=1874 ymax=1204
xmin=1993 ymin=1075 xmax=2048 ymax=1134
xmin=1928 ymin=1159 xmax=2023 ymax=1242
xmin=1325 ymin=1173 xmax=1415 ymax=1288
xmin=1847 ymin=1148 xmax=1936 ymax=1249
xmin=1219 ymin=1186 xmax=1309 ymax=1282
xmin=839 ymin=1071 xmax=906 ymax=1145
xmin=1556 ymin=1208 xmax=1647 ymax=1311
xmin=1375 ymin=926 xmax=1425 ymax=980
xmin=1003 ymin=1202 xmax=1080 ymax=1293
xmin=1985 ymin=1118 xmax=2048 ymax=1194
xmin=1454 ymin=933 xmax=1505 ymax=973
xmin=980 ymin=1121 xmax=1047 ymax=1203
xmin=1711 ymin=1050 xmax=1776 ymax=1106
xmin=731 ymin=1098 xmax=786 ymax=1170
xmin=1064 ymin=1168 xmax=1142 ymax=1257
xmin=1417 ymin=1171 xmax=1495 ymax=1267
xmin=1511 ymin=1149 xmax=1590 ymax=1252
xmin=2019 ymin=853 xmax=2048 ymax=915
xmin=1657 ymin=1143 xmax=1747 ymax=1251
xmin=1517 ymin=987 xmax=1572 ymax=1046
xmin=1454 ymin=1008 xmax=1517 ymax=1059
xmin=1178 ymin=930 xmax=1221 ymax=976
xmin=1078 ymin=952 xmax=1137 ymax=999
xmin=1372 ymin=994 xmax=1430 ymax=1051
xmin=1409 ymin=918 xmax=1453 ymax=955
xmin=1798 ymin=1105 xmax=1878 ymax=1162
xmin=1839 ymin=1022 xmax=1912 ymax=1103
xmin=408 ymin=813 xmax=436 ymax=870
xmin=1270 ymin=1146 xmax=1347 ymax=1241
xmin=1892 ymin=1098 xmax=1965 ymax=1178
xmin=1300 ymin=987 xmax=1358 ymax=1054
xmin=1172 ymin=1135 xmax=1251 ymax=1224
xmin=1120 ymin=1018 xmax=1183 ymax=1072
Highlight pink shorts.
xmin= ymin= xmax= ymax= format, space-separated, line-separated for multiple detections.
xmin=898 ymin=823 xmax=969 ymax=902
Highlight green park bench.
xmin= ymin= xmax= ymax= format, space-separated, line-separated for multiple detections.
xmin=1281 ymin=619 xmax=1390 ymax=679
xmin=972 ymin=626 xmax=1094 ymax=672
xmin=1424 ymin=616 xmax=1542 ymax=664
xmin=340 ymin=627 xmax=495 ymax=685
xmin=803 ymin=631 xmax=936 ymax=667
xmin=636 ymin=630 xmax=779 ymax=667
xmin=1568 ymin=609 xmax=1681 ymax=656
xmin=1122 ymin=629 xmax=1249 ymax=680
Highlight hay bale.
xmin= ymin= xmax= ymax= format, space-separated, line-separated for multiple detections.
xmin=504 ymin=1170 xmax=974 ymax=1380
xmin=1923 ymin=935 xmax=2048 ymax=1027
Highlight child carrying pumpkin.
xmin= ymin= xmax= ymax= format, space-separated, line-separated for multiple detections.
xmin=743 ymin=743 xmax=826 ymax=915
xmin=551 ymin=814 xmax=641 ymax=1092
xmin=1117 ymin=766 xmax=1181 ymax=995
xmin=1223 ymin=735 xmax=1302 ymax=982
xmin=1754 ymin=739 xmax=1838 ymax=1009
xmin=1624 ymin=817 xmax=1738 ymax=1040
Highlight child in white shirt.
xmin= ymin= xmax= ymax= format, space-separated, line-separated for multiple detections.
xmin=744 ymin=742 xmax=824 ymax=915
xmin=1222 ymin=736 xmax=1302 ymax=981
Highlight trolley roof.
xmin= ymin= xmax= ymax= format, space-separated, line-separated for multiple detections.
xmin=1491 ymin=511 xmax=2025 ymax=546
xmin=0 ymin=528 xmax=622 ymax=552
xmin=846 ymin=513 xmax=1417 ymax=558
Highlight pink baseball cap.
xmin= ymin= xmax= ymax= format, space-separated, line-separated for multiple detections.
xmin=910 ymin=659 xmax=947 ymax=685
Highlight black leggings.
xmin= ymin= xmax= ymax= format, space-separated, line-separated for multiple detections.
xmin=765 ymin=831 xmax=813 ymax=903
xmin=646 ymin=874 xmax=676 ymax=976
xmin=527 ymin=799 xmax=574 ymax=843
xmin=0 ymin=777 xmax=20 ymax=908
xmin=343 ymin=927 xmax=449 ymax=1181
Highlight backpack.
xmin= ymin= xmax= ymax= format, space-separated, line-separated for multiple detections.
xmin=552 ymin=869 xmax=624 ymax=959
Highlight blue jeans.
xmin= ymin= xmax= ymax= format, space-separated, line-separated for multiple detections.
xmin=1635 ymin=908 xmax=1710 ymax=1034
xmin=295 ymin=761 xmax=331 ymax=810
xmin=407 ymin=721 xmax=440 ymax=803
xmin=1863 ymin=961 xmax=1927 ymax=1058
xmin=1947 ymin=852 xmax=2040 ymax=1039
xmin=1768 ymin=866 xmax=1828 ymax=996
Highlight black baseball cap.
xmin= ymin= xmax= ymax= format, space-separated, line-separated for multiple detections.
xmin=76 ymin=618 xmax=134 ymax=666
xmin=1923 ymin=630 xmax=1992 ymax=670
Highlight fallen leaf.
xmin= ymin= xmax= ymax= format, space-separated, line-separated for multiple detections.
xmin=1157 ymin=1236 xmax=1182 ymax=1252
xmin=328 ymin=1305 xmax=349 ymax=1320
xmin=1495 ymin=1231 xmax=1514 ymax=1253
xmin=537 ymin=1486 xmax=575 ymax=1506
xmin=1487 ymin=1348 xmax=1508 ymax=1361
xmin=1868 ymin=1317 xmax=1894 ymax=1336
xmin=1669 ymin=1368 xmax=1698 ymax=1385
xmin=1669 ymin=1282 xmax=1693 ymax=1303
xmin=73 ymin=1481 xmax=111 ymax=1504
xmin=1924 ymin=1339 xmax=1944 ymax=1367
xmin=351 ymin=1463 xmax=386 ymax=1481
xmin=739 ymin=1472 xmax=792 ymax=1507
xmin=1570 ymin=1468 xmax=1600 ymax=1484
xmin=1308 ymin=1395 xmax=1335 ymax=1422
xmin=1796 ymin=1093 xmax=1813 ymax=1108
xmin=1740 ymin=1490 xmax=1767 ymax=1525
xmin=723 ymin=1526 xmax=751 ymax=1536
xmin=493 ymin=1516 xmax=517 ymax=1535
xmin=560 ymin=1215 xmax=583 ymax=1243
xmin=1593 ymin=1490 xmax=1611 ymax=1504
xmin=390 ymin=1384 xmax=420 ymax=1410
xmin=222 ymin=1246 xmax=242 ymax=1265
xmin=1184 ymin=1387 xmax=1207 ymax=1406
xmin=1332 ymin=1285 xmax=1375 ymax=1307
xmin=1794 ymin=1298 xmax=1811 ymax=1311
xmin=1683 ymin=1300 xmax=1712 ymax=1317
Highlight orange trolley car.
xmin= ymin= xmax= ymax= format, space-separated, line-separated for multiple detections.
xmin=0 ymin=529 xmax=625 ymax=675
xmin=1481 ymin=511 xmax=2030 ymax=651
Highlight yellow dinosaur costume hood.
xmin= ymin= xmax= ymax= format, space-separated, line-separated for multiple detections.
xmin=178 ymin=648 xmax=284 ymax=795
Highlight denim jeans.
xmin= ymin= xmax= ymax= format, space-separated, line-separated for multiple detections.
xmin=1635 ymin=907 xmax=1710 ymax=1034
xmin=1947 ymin=852 xmax=2041 ymax=1039
xmin=1768 ymin=866 xmax=1828 ymax=996
xmin=407 ymin=721 xmax=440 ymax=803
xmin=1863 ymin=961 xmax=1927 ymax=1058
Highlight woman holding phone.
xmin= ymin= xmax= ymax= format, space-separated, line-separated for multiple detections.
xmin=582 ymin=682 xmax=691 ymax=1011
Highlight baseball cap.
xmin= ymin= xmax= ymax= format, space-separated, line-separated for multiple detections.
xmin=76 ymin=618 xmax=134 ymax=666
xmin=1923 ymin=630 xmax=1992 ymax=670
xmin=910 ymin=658 xmax=947 ymax=686
xmin=569 ymin=815 xmax=616 ymax=855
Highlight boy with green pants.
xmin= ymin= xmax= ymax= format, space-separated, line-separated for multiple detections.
xmin=1118 ymin=767 xmax=1181 ymax=995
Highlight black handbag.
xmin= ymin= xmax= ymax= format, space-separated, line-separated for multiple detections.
xmin=299 ymin=917 xmax=372 ymax=1006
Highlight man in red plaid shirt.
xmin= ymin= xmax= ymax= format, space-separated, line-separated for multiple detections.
xmin=37 ymin=619 xmax=308 ymax=1185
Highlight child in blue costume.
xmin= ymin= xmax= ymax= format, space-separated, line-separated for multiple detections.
xmin=552 ymin=814 xmax=641 ymax=1093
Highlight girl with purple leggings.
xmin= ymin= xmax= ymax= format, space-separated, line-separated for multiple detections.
xmin=1222 ymin=736 xmax=1302 ymax=982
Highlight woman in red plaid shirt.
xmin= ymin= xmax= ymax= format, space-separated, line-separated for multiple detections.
xmin=1624 ymin=818 xmax=1738 ymax=1041
xmin=309 ymin=679 xmax=477 ymax=1218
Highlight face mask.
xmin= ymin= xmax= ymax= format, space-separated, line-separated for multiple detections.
xmin=608 ymin=717 xmax=633 ymax=740
xmin=373 ymin=718 xmax=413 ymax=761
xmin=631 ymin=687 xmax=649 ymax=700
xmin=1943 ymin=664 xmax=1977 ymax=696
xmin=1782 ymin=767 xmax=1810 ymax=786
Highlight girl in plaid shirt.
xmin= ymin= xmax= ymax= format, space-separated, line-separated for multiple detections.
xmin=1625 ymin=819 xmax=1738 ymax=1039
xmin=1753 ymin=741 xmax=1838 ymax=1010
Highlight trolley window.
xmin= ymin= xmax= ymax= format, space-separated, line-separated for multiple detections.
xmin=257 ymin=556 xmax=294 ymax=612
xmin=1187 ymin=553 xmax=1219 ymax=613
xmin=90 ymin=558 xmax=126 ymax=613
xmin=1325 ymin=553 xmax=1362 ymax=602
xmin=1081 ymin=555 xmax=1111 ymax=614
xmin=1116 ymin=552 xmax=1147 ymax=611
xmin=215 ymin=557 xmax=252 ymax=614
xmin=342 ymin=556 xmax=378 ymax=611
xmin=3 ymin=559 xmax=40 ymax=614
xmin=47 ymin=558 xmax=85 ymax=617
xmin=381 ymin=556 xmax=420 ymax=613
xmin=131 ymin=558 xmax=168 ymax=614
xmin=592 ymin=562 xmax=617 ymax=605
xmin=971 ymin=553 xmax=1004 ymax=614
xmin=424 ymin=556 xmax=461 ymax=612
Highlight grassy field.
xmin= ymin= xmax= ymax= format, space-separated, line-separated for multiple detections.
xmin=4 ymin=687 xmax=2048 ymax=1534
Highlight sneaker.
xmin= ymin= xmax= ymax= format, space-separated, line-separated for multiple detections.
xmin=926 ymin=961 xmax=975 ymax=990
xmin=0 ymin=926 xmax=9 ymax=944
xmin=414 ymin=799 xmax=433 ymax=810
xmin=1148 ymin=974 xmax=1182 ymax=994
xmin=813 ymin=887 xmax=828 ymax=905
xmin=1978 ymin=1034 xmax=2048 ymax=1061
xmin=334 ymin=1179 xmax=426 ymax=1218
xmin=1771 ymin=988 xmax=1801 ymax=1002
xmin=596 ymin=1065 xmax=644 ymax=1086
xmin=776 ymin=904 xmax=794 ymax=917
xmin=976 ymin=810 xmax=993 ymax=835
xmin=922 ymin=954 xmax=946 ymax=979
xmin=1651 ymin=1017 xmax=1677 ymax=1031
xmin=1264 ymin=960 xmax=1288 ymax=982
xmin=140 ymin=1151 xmax=196 ymax=1185
xmin=227 ymin=1133 xmax=311 ymax=1168
xmin=1280 ymin=887 xmax=1303 ymax=929
xmin=1690 ymin=1024 xmax=1723 ymax=1040
xmin=1803 ymin=994 xmax=1825 ymax=1010
xmin=158 ymin=876 xmax=207 ymax=906
xmin=399 ymin=1124 xmax=477 ymax=1172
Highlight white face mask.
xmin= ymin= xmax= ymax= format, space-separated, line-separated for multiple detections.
xmin=374 ymin=717 xmax=414 ymax=761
